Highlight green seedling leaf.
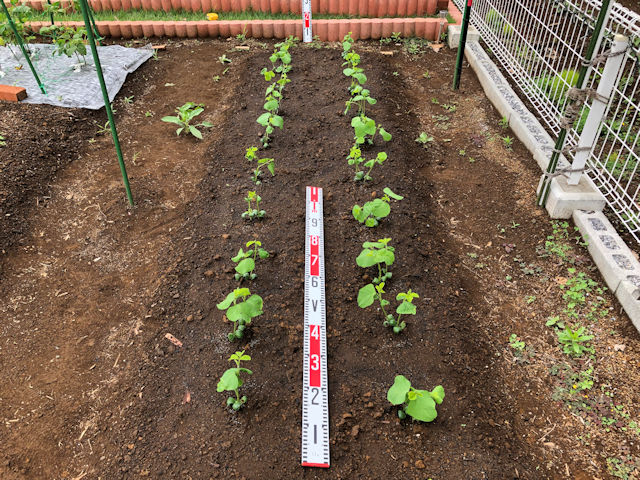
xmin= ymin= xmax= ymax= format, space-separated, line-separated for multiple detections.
xmin=396 ymin=301 xmax=417 ymax=315
xmin=383 ymin=187 xmax=403 ymax=200
xmin=405 ymin=389 xmax=438 ymax=422
xmin=257 ymin=113 xmax=270 ymax=126
xmin=357 ymin=283 xmax=376 ymax=308
xmin=235 ymin=258 xmax=255 ymax=275
xmin=217 ymin=368 xmax=241 ymax=392
xmin=227 ymin=294 xmax=263 ymax=323
xmin=387 ymin=375 xmax=411 ymax=405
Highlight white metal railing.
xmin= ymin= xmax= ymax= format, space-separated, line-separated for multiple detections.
xmin=453 ymin=0 xmax=640 ymax=243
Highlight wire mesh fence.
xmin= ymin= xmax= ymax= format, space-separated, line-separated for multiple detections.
xmin=452 ymin=0 xmax=640 ymax=243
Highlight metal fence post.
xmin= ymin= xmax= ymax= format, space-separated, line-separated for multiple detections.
xmin=536 ymin=0 xmax=612 ymax=207
xmin=567 ymin=34 xmax=628 ymax=186
xmin=453 ymin=0 xmax=473 ymax=90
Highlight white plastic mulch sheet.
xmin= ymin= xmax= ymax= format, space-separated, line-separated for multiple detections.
xmin=0 ymin=43 xmax=153 ymax=110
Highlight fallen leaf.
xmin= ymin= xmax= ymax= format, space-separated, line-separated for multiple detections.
xmin=164 ymin=333 xmax=183 ymax=347
xmin=614 ymin=344 xmax=626 ymax=352
xmin=555 ymin=276 xmax=568 ymax=286
xmin=431 ymin=43 xmax=444 ymax=53
xmin=182 ymin=389 xmax=191 ymax=404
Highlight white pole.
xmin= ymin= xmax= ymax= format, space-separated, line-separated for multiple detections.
xmin=568 ymin=34 xmax=628 ymax=185
xmin=303 ymin=0 xmax=312 ymax=43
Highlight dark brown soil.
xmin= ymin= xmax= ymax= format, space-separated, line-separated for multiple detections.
xmin=0 ymin=105 xmax=99 ymax=259
xmin=2 ymin=38 xmax=640 ymax=480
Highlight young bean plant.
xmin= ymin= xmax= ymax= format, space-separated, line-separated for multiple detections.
xmin=387 ymin=375 xmax=445 ymax=422
xmin=232 ymin=240 xmax=269 ymax=281
xmin=352 ymin=187 xmax=403 ymax=227
xmin=242 ymin=191 xmax=266 ymax=220
xmin=245 ymin=147 xmax=275 ymax=184
xmin=352 ymin=115 xmax=392 ymax=146
xmin=161 ymin=102 xmax=213 ymax=139
xmin=346 ymin=146 xmax=387 ymax=182
xmin=216 ymin=288 xmax=263 ymax=341
xmin=217 ymin=350 xmax=252 ymax=411
xmin=356 ymin=238 xmax=395 ymax=284
xmin=358 ymin=283 xmax=418 ymax=333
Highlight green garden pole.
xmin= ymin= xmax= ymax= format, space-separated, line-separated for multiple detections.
xmin=0 ymin=0 xmax=46 ymax=94
xmin=46 ymin=0 xmax=55 ymax=25
xmin=452 ymin=0 xmax=473 ymax=90
xmin=537 ymin=0 xmax=611 ymax=207
xmin=77 ymin=0 xmax=134 ymax=206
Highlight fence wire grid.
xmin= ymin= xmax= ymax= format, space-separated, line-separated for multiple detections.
xmin=453 ymin=0 xmax=640 ymax=243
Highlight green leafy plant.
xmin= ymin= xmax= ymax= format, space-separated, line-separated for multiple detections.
xmin=415 ymin=132 xmax=434 ymax=148
xmin=245 ymin=147 xmax=275 ymax=184
xmin=0 ymin=0 xmax=35 ymax=61
xmin=242 ymin=191 xmax=266 ymax=220
xmin=344 ymin=85 xmax=377 ymax=116
xmin=352 ymin=187 xmax=403 ymax=227
xmin=502 ymin=136 xmax=514 ymax=150
xmin=499 ymin=116 xmax=509 ymax=129
xmin=231 ymin=240 xmax=269 ymax=281
xmin=352 ymin=114 xmax=392 ymax=145
xmin=387 ymin=375 xmax=444 ymax=421
xmin=218 ymin=54 xmax=232 ymax=64
xmin=217 ymin=350 xmax=252 ymax=411
xmin=346 ymin=146 xmax=387 ymax=182
xmin=161 ymin=102 xmax=213 ymax=139
xmin=39 ymin=24 xmax=88 ymax=66
xmin=216 ymin=288 xmax=264 ymax=341
xmin=509 ymin=333 xmax=525 ymax=353
xmin=557 ymin=325 xmax=594 ymax=357
xmin=358 ymin=284 xmax=418 ymax=333
xmin=356 ymin=238 xmax=394 ymax=284
xmin=0 ymin=133 xmax=6 ymax=147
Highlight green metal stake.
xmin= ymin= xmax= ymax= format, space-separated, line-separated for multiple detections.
xmin=46 ymin=0 xmax=55 ymax=25
xmin=77 ymin=0 xmax=134 ymax=206
xmin=0 ymin=0 xmax=46 ymax=94
xmin=537 ymin=0 xmax=612 ymax=207
xmin=87 ymin=5 xmax=103 ymax=45
xmin=453 ymin=0 xmax=473 ymax=90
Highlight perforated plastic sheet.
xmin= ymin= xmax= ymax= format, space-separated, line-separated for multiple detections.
xmin=0 ymin=43 xmax=153 ymax=110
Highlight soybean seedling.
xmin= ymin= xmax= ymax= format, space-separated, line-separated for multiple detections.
xmin=216 ymin=288 xmax=264 ymax=341
xmin=353 ymin=187 xmax=403 ymax=227
xmin=232 ymin=240 xmax=269 ymax=281
xmin=218 ymin=54 xmax=232 ymax=64
xmin=415 ymin=132 xmax=434 ymax=148
xmin=217 ymin=350 xmax=252 ymax=411
xmin=161 ymin=102 xmax=213 ymax=139
xmin=245 ymin=147 xmax=275 ymax=184
xmin=242 ymin=191 xmax=266 ymax=220
xmin=387 ymin=375 xmax=445 ymax=421
xmin=358 ymin=284 xmax=418 ymax=333
xmin=356 ymin=238 xmax=395 ymax=284
xmin=352 ymin=114 xmax=392 ymax=145
xmin=344 ymin=85 xmax=377 ymax=116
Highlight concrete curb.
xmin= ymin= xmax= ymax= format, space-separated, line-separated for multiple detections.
xmin=573 ymin=210 xmax=640 ymax=331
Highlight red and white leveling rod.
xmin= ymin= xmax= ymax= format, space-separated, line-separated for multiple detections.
xmin=301 ymin=186 xmax=330 ymax=468
xmin=302 ymin=0 xmax=312 ymax=43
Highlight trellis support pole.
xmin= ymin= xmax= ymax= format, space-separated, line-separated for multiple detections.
xmin=537 ymin=0 xmax=612 ymax=206
xmin=567 ymin=34 xmax=628 ymax=186
xmin=453 ymin=0 xmax=472 ymax=90
xmin=0 ymin=0 xmax=46 ymax=94
xmin=77 ymin=0 xmax=134 ymax=206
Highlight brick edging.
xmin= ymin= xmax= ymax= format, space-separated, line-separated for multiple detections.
xmin=27 ymin=3 xmax=460 ymax=41
xmin=0 ymin=85 xmax=28 ymax=102
xmin=12 ymin=0 xmax=441 ymax=16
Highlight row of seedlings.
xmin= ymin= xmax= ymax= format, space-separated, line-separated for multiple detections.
xmin=341 ymin=34 xmax=445 ymax=423
xmin=215 ymin=37 xmax=297 ymax=412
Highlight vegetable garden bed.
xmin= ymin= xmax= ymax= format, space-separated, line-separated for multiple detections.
xmin=2 ymin=36 xmax=640 ymax=480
